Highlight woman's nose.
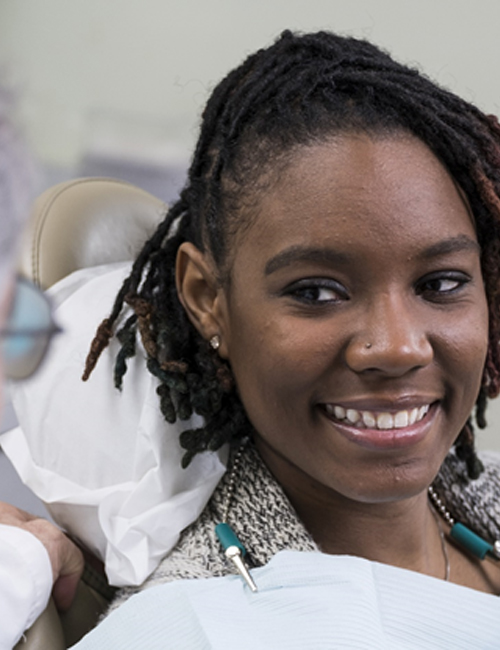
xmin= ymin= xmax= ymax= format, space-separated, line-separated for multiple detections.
xmin=344 ymin=296 xmax=434 ymax=376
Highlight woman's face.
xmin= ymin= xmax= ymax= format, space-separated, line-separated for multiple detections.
xmin=217 ymin=133 xmax=489 ymax=505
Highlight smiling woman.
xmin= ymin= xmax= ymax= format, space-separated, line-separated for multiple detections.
xmin=75 ymin=30 xmax=500 ymax=648
xmin=222 ymin=135 xmax=488 ymax=514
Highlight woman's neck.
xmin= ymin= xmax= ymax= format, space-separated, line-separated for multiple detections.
xmin=293 ymin=486 xmax=445 ymax=577
xmin=254 ymin=438 xmax=446 ymax=579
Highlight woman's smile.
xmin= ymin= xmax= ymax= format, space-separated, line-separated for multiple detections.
xmin=217 ymin=131 xmax=489 ymax=506
xmin=320 ymin=400 xmax=437 ymax=450
xmin=323 ymin=402 xmax=431 ymax=430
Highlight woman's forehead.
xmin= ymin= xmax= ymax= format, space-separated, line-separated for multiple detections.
xmin=229 ymin=133 xmax=478 ymax=271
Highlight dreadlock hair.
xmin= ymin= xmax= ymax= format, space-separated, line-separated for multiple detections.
xmin=84 ymin=30 xmax=500 ymax=476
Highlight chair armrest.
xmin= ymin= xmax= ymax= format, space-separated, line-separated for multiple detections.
xmin=15 ymin=563 xmax=116 ymax=649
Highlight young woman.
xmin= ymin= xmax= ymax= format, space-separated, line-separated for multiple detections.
xmin=75 ymin=30 xmax=500 ymax=647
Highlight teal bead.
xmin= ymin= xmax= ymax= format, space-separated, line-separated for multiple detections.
xmin=450 ymin=523 xmax=493 ymax=560
xmin=215 ymin=523 xmax=246 ymax=556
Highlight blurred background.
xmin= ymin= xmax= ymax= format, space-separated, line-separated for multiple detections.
xmin=3 ymin=0 xmax=500 ymax=202
xmin=1 ymin=0 xmax=500 ymax=514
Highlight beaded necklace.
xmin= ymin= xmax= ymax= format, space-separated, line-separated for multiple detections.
xmin=215 ymin=441 xmax=258 ymax=592
xmin=214 ymin=442 xmax=500 ymax=592
xmin=428 ymin=485 xmax=500 ymax=562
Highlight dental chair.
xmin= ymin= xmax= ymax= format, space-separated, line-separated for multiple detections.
xmin=14 ymin=177 xmax=166 ymax=649
xmin=20 ymin=177 xmax=165 ymax=289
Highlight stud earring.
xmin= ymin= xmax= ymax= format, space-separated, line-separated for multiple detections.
xmin=365 ymin=342 xmax=372 ymax=349
xmin=210 ymin=334 xmax=221 ymax=351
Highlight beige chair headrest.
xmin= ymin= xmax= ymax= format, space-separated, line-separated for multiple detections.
xmin=20 ymin=177 xmax=166 ymax=288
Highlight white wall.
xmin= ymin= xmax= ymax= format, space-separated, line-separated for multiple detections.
xmin=2 ymin=0 xmax=500 ymax=167
xmin=1 ymin=0 xmax=500 ymax=450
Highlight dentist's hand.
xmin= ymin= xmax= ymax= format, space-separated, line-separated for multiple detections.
xmin=0 ymin=501 xmax=84 ymax=610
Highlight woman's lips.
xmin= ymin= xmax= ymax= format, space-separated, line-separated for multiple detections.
xmin=321 ymin=401 xmax=438 ymax=450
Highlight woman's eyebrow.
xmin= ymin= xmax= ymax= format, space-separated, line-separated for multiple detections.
xmin=265 ymin=246 xmax=352 ymax=275
xmin=417 ymin=235 xmax=480 ymax=260
xmin=264 ymin=236 xmax=480 ymax=276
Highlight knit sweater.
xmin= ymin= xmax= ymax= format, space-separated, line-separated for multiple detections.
xmin=109 ymin=443 xmax=500 ymax=611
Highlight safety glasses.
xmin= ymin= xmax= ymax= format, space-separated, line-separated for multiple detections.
xmin=0 ymin=277 xmax=61 ymax=380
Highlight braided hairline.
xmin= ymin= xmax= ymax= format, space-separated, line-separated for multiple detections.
xmin=84 ymin=30 xmax=500 ymax=474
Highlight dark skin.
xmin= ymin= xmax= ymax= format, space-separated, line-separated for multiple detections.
xmin=177 ymin=132 xmax=500 ymax=594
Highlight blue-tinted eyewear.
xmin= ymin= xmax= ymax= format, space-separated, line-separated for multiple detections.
xmin=0 ymin=277 xmax=61 ymax=380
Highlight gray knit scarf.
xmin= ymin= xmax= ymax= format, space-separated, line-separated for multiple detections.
xmin=110 ymin=444 xmax=500 ymax=611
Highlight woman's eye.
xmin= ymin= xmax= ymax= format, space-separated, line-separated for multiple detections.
xmin=417 ymin=273 xmax=469 ymax=297
xmin=286 ymin=281 xmax=347 ymax=304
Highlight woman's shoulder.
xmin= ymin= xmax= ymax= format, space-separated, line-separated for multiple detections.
xmin=435 ymin=449 xmax=500 ymax=540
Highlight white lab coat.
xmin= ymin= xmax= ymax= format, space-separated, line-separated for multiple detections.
xmin=0 ymin=524 xmax=52 ymax=650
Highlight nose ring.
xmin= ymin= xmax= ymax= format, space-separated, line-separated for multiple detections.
xmin=365 ymin=342 xmax=372 ymax=349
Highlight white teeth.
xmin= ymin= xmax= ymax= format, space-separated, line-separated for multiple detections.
xmin=334 ymin=405 xmax=346 ymax=419
xmin=377 ymin=412 xmax=393 ymax=429
xmin=362 ymin=411 xmax=376 ymax=428
xmin=408 ymin=408 xmax=418 ymax=425
xmin=346 ymin=409 xmax=360 ymax=424
xmin=394 ymin=410 xmax=409 ymax=428
xmin=325 ymin=403 xmax=431 ymax=430
xmin=418 ymin=405 xmax=429 ymax=419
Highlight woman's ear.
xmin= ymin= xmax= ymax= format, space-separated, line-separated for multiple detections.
xmin=176 ymin=242 xmax=229 ymax=356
